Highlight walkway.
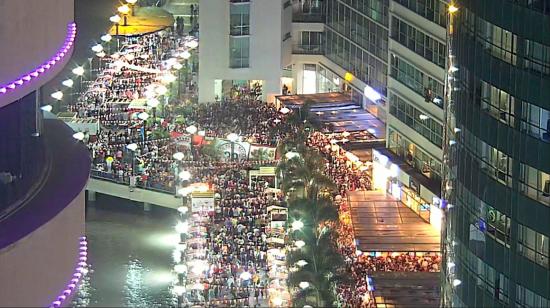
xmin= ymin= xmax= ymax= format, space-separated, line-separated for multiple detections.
xmin=370 ymin=272 xmax=440 ymax=307
xmin=348 ymin=190 xmax=440 ymax=252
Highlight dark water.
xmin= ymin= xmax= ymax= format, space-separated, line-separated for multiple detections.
xmin=73 ymin=195 xmax=179 ymax=307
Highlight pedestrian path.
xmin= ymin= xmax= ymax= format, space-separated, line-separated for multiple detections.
xmin=348 ymin=190 xmax=440 ymax=252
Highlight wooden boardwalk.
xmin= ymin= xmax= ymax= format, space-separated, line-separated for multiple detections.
xmin=348 ymin=190 xmax=440 ymax=252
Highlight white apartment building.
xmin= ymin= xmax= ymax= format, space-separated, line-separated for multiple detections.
xmin=198 ymin=0 xmax=293 ymax=103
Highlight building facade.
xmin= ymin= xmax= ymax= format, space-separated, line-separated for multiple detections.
xmin=442 ymin=0 xmax=550 ymax=306
xmin=198 ymin=0 xmax=293 ymax=103
xmin=0 ymin=1 xmax=90 ymax=306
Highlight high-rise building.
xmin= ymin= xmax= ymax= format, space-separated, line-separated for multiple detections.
xmin=198 ymin=0 xmax=293 ymax=103
xmin=0 ymin=1 xmax=90 ymax=306
xmin=442 ymin=0 xmax=550 ymax=306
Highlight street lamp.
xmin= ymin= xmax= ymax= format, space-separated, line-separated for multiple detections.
xmin=62 ymin=79 xmax=74 ymax=88
xmin=295 ymin=240 xmax=306 ymax=248
xmin=299 ymin=281 xmax=310 ymax=289
xmin=179 ymin=170 xmax=191 ymax=181
xmin=292 ymin=220 xmax=304 ymax=230
xmin=91 ymin=44 xmax=104 ymax=53
xmin=72 ymin=66 xmax=85 ymax=76
xmin=147 ymin=98 xmax=160 ymax=120
xmin=100 ymin=34 xmax=112 ymax=42
xmin=279 ymin=107 xmax=290 ymax=114
xmin=40 ymin=105 xmax=53 ymax=112
xmin=51 ymin=91 xmax=63 ymax=101
xmin=227 ymin=133 xmax=239 ymax=161
xmin=173 ymin=152 xmax=185 ymax=161
xmin=72 ymin=132 xmax=85 ymax=141
xmin=127 ymin=143 xmax=138 ymax=177
xmin=155 ymin=85 xmax=168 ymax=96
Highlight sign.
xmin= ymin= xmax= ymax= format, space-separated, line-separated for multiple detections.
xmin=409 ymin=177 xmax=421 ymax=195
xmin=249 ymin=145 xmax=276 ymax=161
xmin=191 ymin=191 xmax=215 ymax=213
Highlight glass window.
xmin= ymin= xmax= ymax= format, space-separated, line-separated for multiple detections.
xmin=519 ymin=163 xmax=550 ymax=206
xmin=229 ymin=3 xmax=250 ymax=36
xmin=390 ymin=17 xmax=446 ymax=68
xmin=479 ymin=80 xmax=515 ymax=126
xmin=517 ymin=224 xmax=550 ymax=268
xmin=229 ymin=36 xmax=250 ymax=68
xmin=521 ymin=101 xmax=550 ymax=142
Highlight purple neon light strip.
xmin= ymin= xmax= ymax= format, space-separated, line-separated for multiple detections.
xmin=49 ymin=236 xmax=88 ymax=308
xmin=0 ymin=22 xmax=77 ymax=96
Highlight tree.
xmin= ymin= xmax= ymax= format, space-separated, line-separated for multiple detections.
xmin=199 ymin=140 xmax=223 ymax=161
xmin=277 ymin=147 xmax=335 ymax=199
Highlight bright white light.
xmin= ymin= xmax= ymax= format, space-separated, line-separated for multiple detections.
xmin=296 ymin=260 xmax=308 ymax=267
xmin=155 ymin=85 xmax=168 ymax=95
xmin=126 ymin=0 xmax=138 ymax=4
xmin=175 ymin=221 xmax=189 ymax=234
xmin=299 ymin=281 xmax=310 ymax=289
xmin=147 ymin=98 xmax=160 ymax=108
xmin=285 ymin=151 xmax=300 ymax=159
xmin=138 ymin=112 xmax=149 ymax=120
xmin=161 ymin=74 xmax=177 ymax=84
xmin=239 ymin=271 xmax=252 ymax=281
xmin=174 ymin=264 xmax=187 ymax=274
xmin=91 ymin=44 xmax=104 ymax=53
xmin=449 ymin=66 xmax=459 ymax=73
xmin=173 ymin=62 xmax=183 ymax=70
xmin=110 ymin=15 xmax=121 ymax=24
xmin=292 ymin=220 xmax=304 ymax=230
xmin=172 ymin=250 xmax=182 ymax=263
xmin=198 ymin=130 xmax=205 ymax=136
xmin=447 ymin=262 xmax=456 ymax=270
xmin=126 ymin=143 xmax=138 ymax=151
xmin=185 ymin=40 xmax=199 ymax=49
xmin=356 ymin=249 xmax=363 ymax=256
xmin=454 ymin=128 xmax=461 ymax=133
xmin=279 ymin=107 xmax=290 ymax=114
xmin=51 ymin=91 xmax=63 ymax=100
xmin=367 ymin=128 xmax=376 ymax=134
xmin=62 ymin=79 xmax=74 ymax=88
xmin=364 ymin=85 xmax=382 ymax=102
xmin=101 ymin=34 xmax=112 ymax=42
xmin=41 ymin=105 xmax=53 ymax=112
xmin=177 ymin=206 xmax=188 ymax=214
xmin=178 ymin=170 xmax=191 ymax=181
xmin=178 ymin=187 xmax=191 ymax=196
xmin=118 ymin=4 xmax=130 ymax=14
xmin=125 ymin=53 xmax=135 ymax=61
xmin=96 ymin=51 xmax=106 ymax=58
xmin=72 ymin=66 xmax=85 ymax=76
xmin=179 ymin=50 xmax=191 ymax=59
xmin=173 ymin=152 xmax=185 ymax=161
xmin=186 ymin=125 xmax=198 ymax=134
xmin=172 ymin=284 xmax=185 ymax=296
xmin=191 ymin=282 xmax=205 ymax=290
xmin=419 ymin=114 xmax=429 ymax=120
xmin=72 ymin=132 xmax=85 ymax=140
xmin=449 ymin=140 xmax=457 ymax=146
xmin=295 ymin=240 xmax=305 ymax=248
xmin=272 ymin=297 xmax=283 ymax=306
xmin=452 ymin=279 xmax=461 ymax=287
xmin=227 ymin=133 xmax=239 ymax=142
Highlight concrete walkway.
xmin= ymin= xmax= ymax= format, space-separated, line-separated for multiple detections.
xmin=348 ymin=190 xmax=440 ymax=252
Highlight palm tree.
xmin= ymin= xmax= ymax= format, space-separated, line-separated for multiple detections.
xmin=277 ymin=147 xmax=335 ymax=199
xmin=287 ymin=226 xmax=350 ymax=307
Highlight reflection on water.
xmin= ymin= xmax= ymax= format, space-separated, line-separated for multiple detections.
xmin=73 ymin=195 xmax=177 ymax=307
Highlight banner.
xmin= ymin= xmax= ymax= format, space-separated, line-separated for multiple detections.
xmin=191 ymin=192 xmax=215 ymax=213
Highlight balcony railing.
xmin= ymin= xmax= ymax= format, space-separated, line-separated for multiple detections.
xmin=292 ymin=44 xmax=323 ymax=55
xmin=292 ymin=1 xmax=325 ymax=22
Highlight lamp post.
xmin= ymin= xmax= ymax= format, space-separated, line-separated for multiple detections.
xmin=147 ymin=98 xmax=160 ymax=123
xmin=186 ymin=125 xmax=198 ymax=160
xmin=127 ymin=143 xmax=138 ymax=179
xmin=118 ymin=5 xmax=130 ymax=26
xmin=110 ymin=15 xmax=121 ymax=49
xmin=227 ymin=133 xmax=239 ymax=161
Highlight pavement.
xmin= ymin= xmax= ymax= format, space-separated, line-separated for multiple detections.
xmin=348 ymin=190 xmax=440 ymax=252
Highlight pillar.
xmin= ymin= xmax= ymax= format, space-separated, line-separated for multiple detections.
xmin=88 ymin=190 xmax=97 ymax=202
xmin=143 ymin=202 xmax=152 ymax=212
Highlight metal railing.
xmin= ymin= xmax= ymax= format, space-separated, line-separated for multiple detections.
xmin=90 ymin=169 xmax=176 ymax=195
xmin=292 ymin=44 xmax=323 ymax=55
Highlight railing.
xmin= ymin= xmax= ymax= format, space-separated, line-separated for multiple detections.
xmin=292 ymin=1 xmax=325 ymax=22
xmin=90 ymin=169 xmax=176 ymax=194
xmin=292 ymin=44 xmax=323 ymax=55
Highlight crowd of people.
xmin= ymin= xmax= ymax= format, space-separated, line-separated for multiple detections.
xmin=182 ymin=165 xmax=283 ymax=307
xmin=66 ymin=19 xmax=444 ymax=308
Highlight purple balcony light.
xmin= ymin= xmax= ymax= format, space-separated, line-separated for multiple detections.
xmin=49 ymin=236 xmax=88 ymax=308
xmin=0 ymin=22 xmax=76 ymax=97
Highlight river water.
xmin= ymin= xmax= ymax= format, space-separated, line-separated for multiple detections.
xmin=73 ymin=195 xmax=178 ymax=307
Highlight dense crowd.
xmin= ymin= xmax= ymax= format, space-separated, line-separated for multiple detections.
xmin=183 ymin=165 xmax=283 ymax=307
xmin=69 ymin=22 xmax=443 ymax=308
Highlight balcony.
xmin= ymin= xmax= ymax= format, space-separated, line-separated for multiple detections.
xmin=292 ymin=44 xmax=323 ymax=55
xmin=292 ymin=1 xmax=325 ymax=23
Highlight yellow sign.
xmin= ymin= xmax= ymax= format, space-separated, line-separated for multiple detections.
xmin=344 ymin=72 xmax=354 ymax=82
